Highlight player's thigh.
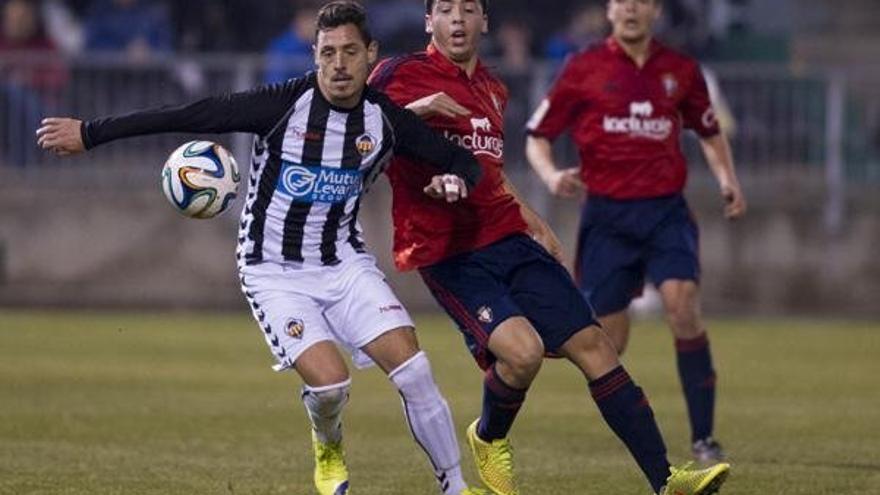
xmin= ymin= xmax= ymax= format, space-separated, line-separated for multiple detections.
xmin=294 ymin=341 xmax=351 ymax=387
xmin=645 ymin=202 xmax=700 ymax=287
xmin=507 ymin=236 xmax=600 ymax=354
xmin=240 ymin=267 xmax=340 ymax=375
xmin=576 ymin=220 xmax=646 ymax=318
xmin=323 ymin=255 xmax=416 ymax=369
xmin=419 ymin=252 xmax=523 ymax=371
xmin=360 ymin=327 xmax=421 ymax=374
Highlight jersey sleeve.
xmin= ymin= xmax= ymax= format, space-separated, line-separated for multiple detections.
xmin=526 ymin=56 xmax=585 ymax=141
xmin=368 ymin=57 xmax=421 ymax=107
xmin=81 ymin=78 xmax=308 ymax=149
xmin=680 ymin=63 xmax=721 ymax=138
xmin=376 ymin=93 xmax=482 ymax=189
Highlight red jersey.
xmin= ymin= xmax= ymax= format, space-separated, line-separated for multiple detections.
xmin=527 ymin=37 xmax=720 ymax=200
xmin=370 ymin=44 xmax=529 ymax=271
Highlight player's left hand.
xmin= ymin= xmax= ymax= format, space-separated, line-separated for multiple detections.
xmin=424 ymin=174 xmax=469 ymax=203
xmin=36 ymin=118 xmax=85 ymax=156
xmin=721 ymin=182 xmax=747 ymax=220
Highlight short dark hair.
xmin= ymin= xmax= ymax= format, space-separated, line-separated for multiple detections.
xmin=315 ymin=1 xmax=373 ymax=46
xmin=425 ymin=0 xmax=489 ymax=15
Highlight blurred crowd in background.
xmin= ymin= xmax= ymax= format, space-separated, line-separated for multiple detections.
xmin=0 ymin=0 xmax=787 ymax=68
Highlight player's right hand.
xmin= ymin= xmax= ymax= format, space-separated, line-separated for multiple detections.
xmin=406 ymin=92 xmax=471 ymax=119
xmin=424 ymin=174 xmax=469 ymax=203
xmin=36 ymin=118 xmax=86 ymax=156
xmin=545 ymin=168 xmax=583 ymax=198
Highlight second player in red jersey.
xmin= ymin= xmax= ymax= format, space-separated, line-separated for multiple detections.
xmin=528 ymin=36 xmax=720 ymax=199
xmin=371 ymin=44 xmax=528 ymax=270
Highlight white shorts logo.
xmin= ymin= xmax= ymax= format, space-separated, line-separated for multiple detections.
xmin=477 ymin=305 xmax=494 ymax=324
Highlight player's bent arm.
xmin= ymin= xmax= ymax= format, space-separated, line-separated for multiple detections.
xmin=502 ymin=174 xmax=565 ymax=263
xmin=699 ymin=133 xmax=747 ymax=219
xmin=526 ymin=134 xmax=582 ymax=198
xmin=379 ymin=95 xmax=482 ymax=189
xmin=525 ymin=135 xmax=559 ymax=185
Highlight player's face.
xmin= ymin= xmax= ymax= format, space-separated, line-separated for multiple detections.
xmin=314 ymin=24 xmax=378 ymax=108
xmin=426 ymin=0 xmax=488 ymax=64
xmin=607 ymin=0 xmax=661 ymax=44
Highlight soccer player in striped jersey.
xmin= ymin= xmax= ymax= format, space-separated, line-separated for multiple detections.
xmin=37 ymin=3 xmax=489 ymax=495
xmin=370 ymin=1 xmax=730 ymax=494
xmin=526 ymin=0 xmax=747 ymax=464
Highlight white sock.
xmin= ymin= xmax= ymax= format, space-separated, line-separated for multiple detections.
xmin=390 ymin=351 xmax=466 ymax=495
xmin=301 ymin=379 xmax=351 ymax=444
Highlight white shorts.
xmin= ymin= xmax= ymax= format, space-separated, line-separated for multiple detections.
xmin=239 ymin=254 xmax=414 ymax=371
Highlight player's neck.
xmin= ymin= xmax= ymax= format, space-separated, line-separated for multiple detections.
xmin=453 ymin=57 xmax=479 ymax=77
xmin=614 ymin=35 xmax=653 ymax=68
xmin=433 ymin=42 xmax=479 ymax=77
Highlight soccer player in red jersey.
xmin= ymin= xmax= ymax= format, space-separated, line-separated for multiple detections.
xmin=526 ymin=0 xmax=747 ymax=463
xmin=370 ymin=1 xmax=730 ymax=494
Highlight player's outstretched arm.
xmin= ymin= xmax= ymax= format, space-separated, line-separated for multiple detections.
xmin=525 ymin=135 xmax=583 ymax=198
xmin=37 ymin=80 xmax=304 ymax=155
xmin=699 ymin=133 xmax=747 ymax=220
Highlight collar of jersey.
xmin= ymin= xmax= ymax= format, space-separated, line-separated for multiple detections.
xmin=426 ymin=42 xmax=487 ymax=81
xmin=604 ymin=36 xmax=663 ymax=64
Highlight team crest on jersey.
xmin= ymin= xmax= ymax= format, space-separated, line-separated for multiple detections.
xmin=285 ymin=318 xmax=305 ymax=339
xmin=662 ymin=73 xmax=678 ymax=97
xmin=356 ymin=133 xmax=375 ymax=157
xmin=477 ymin=305 xmax=494 ymax=324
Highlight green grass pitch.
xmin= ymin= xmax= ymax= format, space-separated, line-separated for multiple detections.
xmin=1 ymin=311 xmax=878 ymax=494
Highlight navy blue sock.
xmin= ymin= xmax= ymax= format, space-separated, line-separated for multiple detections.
xmin=591 ymin=366 xmax=670 ymax=493
xmin=477 ymin=364 xmax=527 ymax=441
xmin=676 ymin=334 xmax=716 ymax=443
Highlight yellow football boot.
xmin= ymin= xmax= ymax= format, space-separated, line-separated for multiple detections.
xmin=660 ymin=462 xmax=730 ymax=495
xmin=312 ymin=431 xmax=350 ymax=495
xmin=466 ymin=419 xmax=519 ymax=495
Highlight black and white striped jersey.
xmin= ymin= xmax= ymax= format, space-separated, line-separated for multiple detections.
xmin=82 ymin=72 xmax=481 ymax=268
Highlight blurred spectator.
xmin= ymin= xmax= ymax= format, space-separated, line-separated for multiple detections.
xmin=263 ymin=2 xmax=319 ymax=84
xmin=84 ymin=0 xmax=172 ymax=59
xmin=493 ymin=19 xmax=534 ymax=171
xmin=172 ymin=0 xmax=237 ymax=53
xmin=41 ymin=0 xmax=84 ymax=54
xmin=543 ymin=2 xmax=606 ymax=62
xmin=366 ymin=0 xmax=425 ymax=54
xmin=0 ymin=0 xmax=66 ymax=166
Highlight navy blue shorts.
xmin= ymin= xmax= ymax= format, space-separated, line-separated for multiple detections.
xmin=419 ymin=234 xmax=598 ymax=370
xmin=575 ymin=194 xmax=700 ymax=318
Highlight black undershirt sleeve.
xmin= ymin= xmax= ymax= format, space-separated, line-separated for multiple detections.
xmin=81 ymin=79 xmax=307 ymax=150
xmin=375 ymin=93 xmax=483 ymax=189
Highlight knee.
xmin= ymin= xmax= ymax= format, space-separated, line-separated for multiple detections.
xmin=497 ymin=340 xmax=544 ymax=384
xmin=302 ymin=380 xmax=351 ymax=416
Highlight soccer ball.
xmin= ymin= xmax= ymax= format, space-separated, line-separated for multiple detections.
xmin=161 ymin=141 xmax=240 ymax=219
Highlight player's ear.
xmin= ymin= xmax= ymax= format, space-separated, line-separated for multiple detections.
xmin=367 ymin=40 xmax=379 ymax=65
xmin=481 ymin=14 xmax=488 ymax=34
xmin=425 ymin=15 xmax=433 ymax=34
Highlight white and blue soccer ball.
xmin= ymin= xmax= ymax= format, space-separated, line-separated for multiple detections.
xmin=161 ymin=140 xmax=240 ymax=219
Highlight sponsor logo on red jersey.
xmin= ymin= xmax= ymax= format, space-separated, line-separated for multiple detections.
xmin=443 ymin=116 xmax=504 ymax=160
xmin=602 ymin=100 xmax=674 ymax=140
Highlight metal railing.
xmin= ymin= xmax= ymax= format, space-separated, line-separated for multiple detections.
xmin=2 ymin=53 xmax=879 ymax=198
